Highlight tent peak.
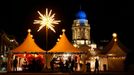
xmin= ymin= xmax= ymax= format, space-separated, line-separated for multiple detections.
xmin=112 ymin=33 xmax=117 ymax=42
xmin=62 ymin=29 xmax=66 ymax=33
xmin=112 ymin=33 xmax=117 ymax=38
xmin=28 ymin=29 xmax=31 ymax=33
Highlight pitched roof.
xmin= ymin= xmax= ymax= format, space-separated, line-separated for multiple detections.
xmin=11 ymin=29 xmax=45 ymax=53
xmin=78 ymin=45 xmax=92 ymax=57
xmin=48 ymin=29 xmax=81 ymax=53
xmin=104 ymin=33 xmax=127 ymax=56
xmin=78 ymin=45 xmax=90 ymax=52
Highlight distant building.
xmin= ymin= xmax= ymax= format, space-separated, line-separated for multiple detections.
xmin=0 ymin=31 xmax=18 ymax=55
xmin=72 ymin=10 xmax=127 ymax=71
xmin=72 ymin=10 xmax=91 ymax=47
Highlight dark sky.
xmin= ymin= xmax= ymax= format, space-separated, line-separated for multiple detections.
xmin=0 ymin=0 xmax=134 ymax=53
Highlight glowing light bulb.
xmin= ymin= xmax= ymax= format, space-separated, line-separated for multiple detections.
xmin=112 ymin=33 xmax=117 ymax=37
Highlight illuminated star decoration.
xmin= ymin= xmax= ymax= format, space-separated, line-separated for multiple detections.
xmin=34 ymin=8 xmax=61 ymax=32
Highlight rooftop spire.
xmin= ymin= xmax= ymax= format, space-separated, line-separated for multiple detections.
xmin=80 ymin=5 xmax=82 ymax=10
xmin=76 ymin=5 xmax=87 ymax=19
xmin=62 ymin=29 xmax=66 ymax=33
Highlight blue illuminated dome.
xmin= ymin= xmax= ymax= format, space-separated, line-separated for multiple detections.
xmin=76 ymin=10 xmax=87 ymax=19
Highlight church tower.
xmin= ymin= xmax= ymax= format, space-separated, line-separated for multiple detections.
xmin=72 ymin=10 xmax=91 ymax=47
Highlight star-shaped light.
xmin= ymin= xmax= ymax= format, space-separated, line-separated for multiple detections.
xmin=34 ymin=8 xmax=61 ymax=32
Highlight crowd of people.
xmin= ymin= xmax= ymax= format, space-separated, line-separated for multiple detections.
xmin=0 ymin=54 xmax=100 ymax=73
xmin=49 ymin=55 xmax=100 ymax=73
xmin=50 ymin=56 xmax=78 ymax=72
xmin=12 ymin=54 xmax=44 ymax=72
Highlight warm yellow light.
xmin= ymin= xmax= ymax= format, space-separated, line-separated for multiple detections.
xmin=10 ymin=40 xmax=14 ymax=42
xmin=28 ymin=29 xmax=31 ymax=33
xmin=73 ymin=44 xmax=77 ymax=47
xmin=57 ymin=38 xmax=59 ymax=41
xmin=24 ymin=54 xmax=26 ymax=57
xmin=112 ymin=33 xmax=117 ymax=37
xmin=35 ymin=54 xmax=38 ymax=57
xmin=31 ymin=35 xmax=33 ymax=38
xmin=63 ymin=53 xmax=70 ymax=60
xmin=60 ymin=35 xmax=62 ymax=38
xmin=34 ymin=8 xmax=61 ymax=32
xmin=114 ymin=38 xmax=117 ymax=42
xmin=62 ymin=29 xmax=65 ymax=32
xmin=91 ymin=44 xmax=97 ymax=49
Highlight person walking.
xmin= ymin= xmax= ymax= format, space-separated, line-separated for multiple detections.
xmin=94 ymin=59 xmax=99 ymax=73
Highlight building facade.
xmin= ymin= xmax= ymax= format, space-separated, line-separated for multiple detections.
xmin=0 ymin=31 xmax=18 ymax=55
xmin=72 ymin=10 xmax=91 ymax=47
xmin=0 ymin=31 xmax=19 ymax=71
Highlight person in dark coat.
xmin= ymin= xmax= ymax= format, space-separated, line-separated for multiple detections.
xmin=70 ymin=59 xmax=75 ymax=72
xmin=50 ymin=58 xmax=55 ymax=72
xmin=94 ymin=59 xmax=99 ymax=72
xmin=59 ymin=58 xmax=64 ymax=72
xmin=13 ymin=56 xmax=18 ymax=71
xmin=65 ymin=60 xmax=69 ymax=72
xmin=86 ymin=62 xmax=91 ymax=72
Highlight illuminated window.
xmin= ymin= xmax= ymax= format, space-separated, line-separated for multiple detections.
xmin=80 ymin=40 xmax=85 ymax=44
xmin=86 ymin=40 xmax=89 ymax=44
xmin=91 ymin=44 xmax=97 ymax=49
xmin=76 ymin=40 xmax=85 ymax=45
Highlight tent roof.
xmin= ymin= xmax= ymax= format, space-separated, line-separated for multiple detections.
xmin=48 ymin=29 xmax=82 ymax=53
xmin=79 ymin=45 xmax=102 ymax=56
xmin=104 ymin=33 xmax=127 ymax=56
xmin=78 ymin=45 xmax=92 ymax=56
xmin=78 ymin=45 xmax=91 ymax=52
xmin=11 ymin=29 xmax=45 ymax=53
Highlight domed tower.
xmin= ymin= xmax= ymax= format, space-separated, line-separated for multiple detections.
xmin=72 ymin=10 xmax=91 ymax=47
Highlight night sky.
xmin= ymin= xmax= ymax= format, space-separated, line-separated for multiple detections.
xmin=0 ymin=0 xmax=134 ymax=59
